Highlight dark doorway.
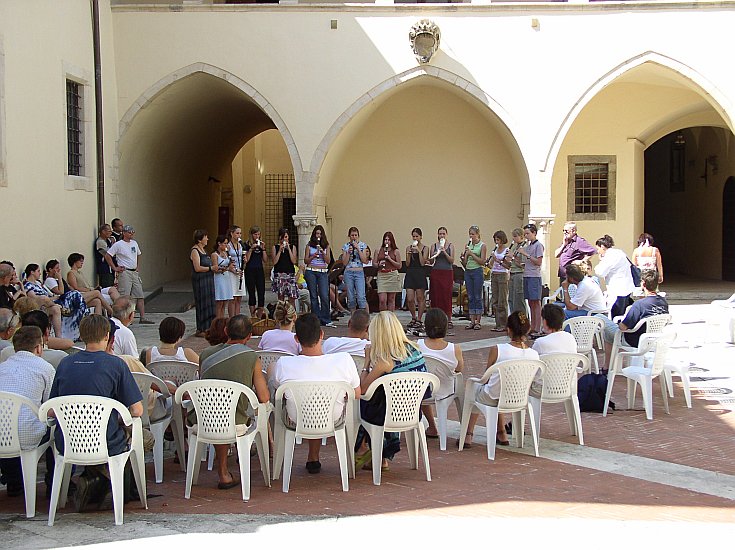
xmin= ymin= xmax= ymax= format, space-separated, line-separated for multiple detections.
xmin=724 ymin=177 xmax=735 ymax=281
xmin=218 ymin=207 xmax=230 ymax=238
xmin=282 ymin=197 xmax=298 ymax=251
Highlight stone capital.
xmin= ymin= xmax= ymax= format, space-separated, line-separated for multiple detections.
xmin=292 ymin=214 xmax=318 ymax=228
xmin=527 ymin=214 xmax=555 ymax=234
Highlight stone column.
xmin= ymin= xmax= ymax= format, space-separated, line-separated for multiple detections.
xmin=292 ymin=214 xmax=317 ymax=266
xmin=527 ymin=214 xmax=555 ymax=286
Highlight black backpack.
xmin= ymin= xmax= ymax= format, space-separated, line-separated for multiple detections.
xmin=577 ymin=373 xmax=615 ymax=413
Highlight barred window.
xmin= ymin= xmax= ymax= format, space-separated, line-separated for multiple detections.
xmin=66 ymin=79 xmax=83 ymax=176
xmin=567 ymin=155 xmax=616 ymax=221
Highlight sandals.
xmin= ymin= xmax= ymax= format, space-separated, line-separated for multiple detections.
xmin=456 ymin=432 xmax=474 ymax=449
xmin=465 ymin=323 xmax=476 ymax=330
xmin=473 ymin=324 xmax=481 ymax=330
xmin=491 ymin=327 xmax=506 ymax=332
xmin=355 ymin=449 xmax=372 ymax=470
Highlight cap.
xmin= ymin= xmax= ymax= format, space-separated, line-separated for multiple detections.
xmin=122 ymin=225 xmax=135 ymax=233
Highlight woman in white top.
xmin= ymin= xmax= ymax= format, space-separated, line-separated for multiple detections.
xmin=594 ymin=234 xmax=636 ymax=318
xmin=146 ymin=316 xmax=199 ymax=364
xmin=463 ymin=311 xmax=539 ymax=448
xmin=417 ymin=308 xmax=464 ymax=438
xmin=258 ymin=301 xmax=300 ymax=355
xmin=632 ymin=232 xmax=664 ymax=284
xmin=486 ymin=230 xmax=511 ymax=332
xmin=226 ymin=225 xmax=247 ymax=317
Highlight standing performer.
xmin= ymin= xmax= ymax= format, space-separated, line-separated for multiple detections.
xmin=190 ymin=229 xmax=215 ymax=337
xmin=304 ymin=225 xmax=333 ymax=327
xmin=404 ymin=228 xmax=429 ymax=330
xmin=226 ymin=225 xmax=247 ymax=317
xmin=212 ymin=235 xmax=233 ymax=320
xmin=428 ymin=227 xmax=455 ymax=328
xmin=244 ymin=226 xmax=266 ymax=318
xmin=271 ymin=227 xmax=299 ymax=306
xmin=518 ymin=223 xmax=544 ymax=336
xmin=460 ymin=225 xmax=487 ymax=331
xmin=341 ymin=227 xmax=369 ymax=312
xmin=375 ymin=231 xmax=401 ymax=312
xmin=505 ymin=228 xmax=526 ymax=314
xmin=487 ymin=230 xmax=510 ymax=332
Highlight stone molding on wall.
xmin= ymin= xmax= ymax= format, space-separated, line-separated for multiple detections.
xmin=62 ymin=60 xmax=95 ymax=192
xmin=0 ymin=35 xmax=6 ymax=187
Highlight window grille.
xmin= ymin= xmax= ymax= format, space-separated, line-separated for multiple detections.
xmin=265 ymin=174 xmax=297 ymax=252
xmin=567 ymin=155 xmax=616 ymax=221
xmin=66 ymin=80 xmax=83 ymax=176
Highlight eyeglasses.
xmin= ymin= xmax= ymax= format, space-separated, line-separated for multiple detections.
xmin=563 ymin=229 xmax=574 ymax=234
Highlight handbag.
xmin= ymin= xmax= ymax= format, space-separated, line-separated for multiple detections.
xmin=628 ymin=258 xmax=641 ymax=287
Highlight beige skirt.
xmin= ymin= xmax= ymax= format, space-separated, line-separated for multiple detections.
xmin=377 ymin=270 xmax=401 ymax=293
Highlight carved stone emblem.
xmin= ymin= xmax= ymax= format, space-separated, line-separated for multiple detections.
xmin=409 ymin=19 xmax=441 ymax=64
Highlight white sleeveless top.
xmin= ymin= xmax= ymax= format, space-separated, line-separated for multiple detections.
xmin=149 ymin=346 xmax=188 ymax=363
xmin=417 ymin=339 xmax=458 ymax=371
xmin=480 ymin=343 xmax=539 ymax=401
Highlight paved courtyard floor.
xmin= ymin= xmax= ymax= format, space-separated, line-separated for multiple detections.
xmin=1 ymin=295 xmax=734 ymax=548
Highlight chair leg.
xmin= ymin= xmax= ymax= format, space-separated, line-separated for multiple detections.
xmin=484 ymin=406 xmax=499 ymax=460
xmin=172 ymin=407 xmax=187 ymax=472
xmin=405 ymin=430 xmax=418 ymax=470
xmin=590 ymin=350 xmax=599 ymax=375
xmin=659 ymin=375 xmax=670 ymax=415
xmin=641 ymin=377 xmax=653 ymax=420
xmin=272 ymin=418 xmax=285 ymax=480
xmin=602 ymin=368 xmax=616 ymax=417
xmin=563 ymin=399 xmax=576 ymax=436
xmin=151 ymin=422 xmax=166 ymax=483
xmin=47 ymin=459 xmax=68 ymax=526
xmin=513 ymin=410 xmax=526 ymax=449
xmin=363 ymin=424 xmax=385 ymax=485
xmin=207 ymin=444 xmax=215 ymax=471
xmin=255 ymin=430 xmax=271 ymax=488
xmin=626 ymin=377 xmax=636 ymax=410
xmin=529 ymin=396 xmax=542 ymax=442
xmin=457 ymin=383 xmax=476 ymax=452
xmin=435 ymin=399 xmax=450 ymax=452
xmin=185 ymin=435 xmax=200 ymax=499
xmin=334 ymin=429 xmax=349 ymax=492
xmin=664 ymin=369 xmax=675 ymax=398
xmin=526 ymin=403 xmax=540 ymax=457
xmin=417 ymin=423 xmax=431 ymax=481
xmin=681 ymin=371 xmax=692 ymax=408
xmin=108 ymin=455 xmax=127 ymax=526
xmin=570 ymin=395 xmax=584 ymax=445
xmin=129 ymin=449 xmax=148 ymax=509
xmin=235 ymin=436 xmax=252 ymax=501
xmin=19 ymin=451 xmax=39 ymax=518
xmin=282 ymin=431 xmax=296 ymax=493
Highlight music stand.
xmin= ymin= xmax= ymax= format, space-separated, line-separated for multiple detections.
xmin=452 ymin=265 xmax=469 ymax=319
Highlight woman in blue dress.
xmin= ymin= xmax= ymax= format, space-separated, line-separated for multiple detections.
xmin=355 ymin=311 xmax=427 ymax=471
xmin=211 ymin=235 xmax=234 ymax=320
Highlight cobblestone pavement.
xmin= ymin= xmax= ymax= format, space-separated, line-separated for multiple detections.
xmin=1 ymin=299 xmax=734 ymax=548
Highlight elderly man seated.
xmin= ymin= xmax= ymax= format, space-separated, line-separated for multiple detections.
xmin=270 ymin=313 xmax=360 ymax=474
xmin=560 ymin=263 xmax=606 ymax=319
xmin=0 ymin=308 xmax=19 ymax=351
xmin=597 ymin=269 xmax=669 ymax=369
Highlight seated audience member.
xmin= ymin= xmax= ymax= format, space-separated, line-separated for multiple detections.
xmin=322 ymin=309 xmax=370 ymax=356
xmin=0 ymin=326 xmax=55 ymax=497
xmin=532 ymin=304 xmax=578 ymax=354
xmin=295 ymin=264 xmax=311 ymax=314
xmin=0 ymin=308 xmax=19 ymax=351
xmin=205 ymin=317 xmax=228 ymax=347
xmin=20 ymin=264 xmax=64 ymax=340
xmin=258 ymin=301 xmax=300 ymax=355
xmin=271 ymin=313 xmax=360 ymax=474
xmin=111 ymin=297 xmax=139 ymax=358
xmin=146 ymin=316 xmax=199 ymax=364
xmin=47 ymin=315 xmax=144 ymax=510
xmin=417 ymin=308 xmax=464 ymax=438
xmin=597 ymin=269 xmax=669 ymax=368
xmin=66 ymin=253 xmax=120 ymax=315
xmin=11 ymin=299 xmax=74 ymax=352
xmin=195 ymin=315 xmax=269 ymax=489
xmin=1 ymin=311 xmax=70 ymax=368
xmin=43 ymin=259 xmax=93 ymax=320
xmin=0 ymin=263 xmax=26 ymax=310
xmin=560 ymin=263 xmax=606 ymax=319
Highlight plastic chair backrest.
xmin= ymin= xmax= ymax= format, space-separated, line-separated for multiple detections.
xmin=275 ymin=381 xmax=353 ymax=438
xmin=38 ymin=396 xmax=131 ymax=462
xmin=379 ymin=372 xmax=439 ymax=431
xmin=0 ymin=391 xmax=39 ymax=456
xmin=131 ymin=372 xmax=170 ymax=428
xmin=539 ymin=353 xmax=589 ymax=401
xmin=643 ymin=314 xmax=672 ymax=335
xmin=423 ymin=356 xmax=457 ymax=401
xmin=175 ymin=380 xmax=258 ymax=442
xmin=563 ymin=316 xmax=604 ymax=352
xmin=496 ymin=359 xmax=545 ymax=411
xmin=646 ymin=330 xmax=676 ymax=377
xmin=257 ymin=351 xmax=293 ymax=373
xmin=350 ymin=355 xmax=364 ymax=372
xmin=147 ymin=360 xmax=198 ymax=388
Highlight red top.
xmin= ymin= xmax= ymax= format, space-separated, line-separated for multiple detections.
xmin=377 ymin=248 xmax=399 ymax=273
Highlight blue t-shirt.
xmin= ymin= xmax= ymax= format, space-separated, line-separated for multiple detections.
xmin=50 ymin=350 xmax=143 ymax=456
xmin=621 ymin=295 xmax=669 ymax=347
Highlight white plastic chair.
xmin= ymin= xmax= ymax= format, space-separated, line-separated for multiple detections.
xmin=257 ymin=351 xmax=294 ymax=376
xmin=531 ymin=353 xmax=589 ymax=446
xmin=459 ymin=359 xmax=545 ymax=460
xmin=148 ymin=360 xmax=198 ymax=470
xmin=421 ymin=356 xmax=464 ymax=451
xmin=131 ymin=372 xmax=185 ymax=483
xmin=39 ymin=396 xmax=147 ymax=526
xmin=360 ymin=372 xmax=439 ymax=485
xmin=618 ymin=330 xmax=675 ymax=420
xmin=350 ymin=354 xmax=365 ymax=372
xmin=542 ymin=287 xmax=564 ymax=306
xmin=604 ymin=313 xmax=671 ymax=416
xmin=174 ymin=380 xmax=272 ymax=501
xmin=562 ymin=316 xmax=604 ymax=374
xmin=586 ymin=307 xmax=610 ymax=364
xmin=272 ymin=381 xmax=355 ymax=492
xmin=706 ymin=293 xmax=735 ymax=344
xmin=0 ymin=391 xmax=54 ymax=518
xmin=663 ymin=350 xmax=693 ymax=409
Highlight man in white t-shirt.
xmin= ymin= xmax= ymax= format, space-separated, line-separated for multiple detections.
xmin=322 ymin=310 xmax=370 ymax=357
xmin=271 ymin=313 xmax=360 ymax=475
xmin=111 ymin=297 xmax=138 ymax=357
xmin=561 ymin=264 xmax=606 ymax=319
xmin=104 ymin=225 xmax=153 ymax=324
xmin=533 ymin=304 xmax=577 ymax=355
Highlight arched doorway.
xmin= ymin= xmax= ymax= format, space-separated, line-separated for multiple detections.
xmin=724 ymin=177 xmax=735 ymax=281
xmin=117 ymin=68 xmax=300 ymax=287
xmin=315 ymin=76 xmax=530 ymax=249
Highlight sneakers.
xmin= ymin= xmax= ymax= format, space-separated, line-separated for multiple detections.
xmin=323 ymin=322 xmax=336 ymax=328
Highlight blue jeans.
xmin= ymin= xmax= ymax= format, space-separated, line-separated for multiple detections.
xmin=344 ymin=269 xmax=367 ymax=310
xmin=564 ymin=307 xmax=589 ymax=319
xmin=464 ymin=267 xmax=484 ymax=316
xmin=304 ymin=269 xmax=330 ymax=325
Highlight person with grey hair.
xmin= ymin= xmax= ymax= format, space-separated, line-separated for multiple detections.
xmin=555 ymin=221 xmax=596 ymax=283
xmin=111 ymin=297 xmax=138 ymax=357
xmin=0 ymin=308 xmax=19 ymax=351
